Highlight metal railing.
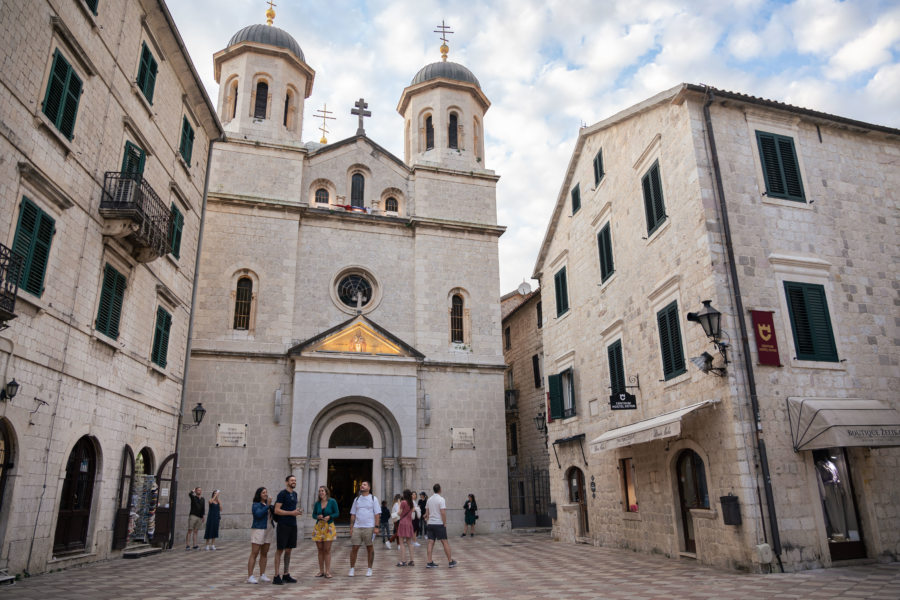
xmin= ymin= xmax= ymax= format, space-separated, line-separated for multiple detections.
xmin=100 ymin=172 xmax=171 ymax=261
xmin=0 ymin=244 xmax=22 ymax=328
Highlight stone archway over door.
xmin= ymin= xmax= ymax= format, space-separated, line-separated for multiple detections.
xmin=54 ymin=437 xmax=98 ymax=554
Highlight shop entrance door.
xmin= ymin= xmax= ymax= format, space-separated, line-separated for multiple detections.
xmin=327 ymin=459 xmax=373 ymax=524
xmin=813 ymin=448 xmax=866 ymax=561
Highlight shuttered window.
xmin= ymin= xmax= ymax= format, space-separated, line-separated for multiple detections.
xmin=42 ymin=50 xmax=82 ymax=140
xmin=136 ymin=42 xmax=158 ymax=104
xmin=608 ymin=340 xmax=625 ymax=394
xmin=548 ymin=369 xmax=575 ymax=419
xmin=571 ymin=183 xmax=581 ymax=214
xmin=657 ymin=301 xmax=686 ymax=380
xmin=121 ymin=141 xmax=145 ymax=175
xmin=554 ymin=267 xmax=569 ymax=316
xmin=150 ymin=307 xmax=172 ymax=368
xmin=593 ymin=149 xmax=604 ymax=186
xmin=532 ymin=354 xmax=541 ymax=388
xmin=784 ymin=282 xmax=838 ymax=361
xmin=642 ymin=161 xmax=666 ymax=235
xmin=169 ymin=204 xmax=183 ymax=259
xmin=179 ymin=117 xmax=195 ymax=164
xmin=597 ymin=222 xmax=614 ymax=282
xmin=756 ymin=131 xmax=805 ymax=202
xmin=96 ymin=264 xmax=127 ymax=339
xmin=12 ymin=197 xmax=56 ymax=297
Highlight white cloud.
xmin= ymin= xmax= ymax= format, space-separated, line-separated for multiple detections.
xmin=828 ymin=10 xmax=900 ymax=79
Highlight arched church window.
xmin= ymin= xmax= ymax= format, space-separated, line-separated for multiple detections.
xmin=230 ymin=80 xmax=239 ymax=120
xmin=450 ymin=294 xmax=464 ymax=343
xmin=337 ymin=273 xmax=372 ymax=309
xmin=254 ymin=81 xmax=268 ymax=119
xmin=233 ymin=277 xmax=253 ymax=330
xmin=425 ymin=115 xmax=434 ymax=150
xmin=315 ymin=188 xmax=329 ymax=203
xmin=329 ymin=422 xmax=373 ymax=448
xmin=351 ymin=173 xmax=365 ymax=208
xmin=284 ymin=89 xmax=293 ymax=128
xmin=448 ymin=113 xmax=458 ymax=149
xmin=385 ymin=197 xmax=398 ymax=212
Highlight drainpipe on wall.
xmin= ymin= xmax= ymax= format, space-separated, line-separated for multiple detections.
xmin=701 ymin=87 xmax=784 ymax=573
xmin=169 ymin=135 xmax=220 ymax=549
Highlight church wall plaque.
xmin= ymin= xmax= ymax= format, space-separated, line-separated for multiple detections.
xmin=450 ymin=427 xmax=475 ymax=450
xmin=216 ymin=423 xmax=248 ymax=447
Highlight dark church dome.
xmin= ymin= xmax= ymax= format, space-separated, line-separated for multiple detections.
xmin=227 ymin=24 xmax=305 ymax=62
xmin=411 ymin=61 xmax=480 ymax=88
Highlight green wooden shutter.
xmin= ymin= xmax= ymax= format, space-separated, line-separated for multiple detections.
xmin=42 ymin=50 xmax=81 ymax=140
xmin=571 ymin=184 xmax=581 ymax=214
xmin=169 ymin=204 xmax=184 ymax=258
xmin=137 ymin=43 xmax=157 ymax=103
xmin=642 ymin=162 xmax=666 ymax=234
xmin=554 ymin=267 xmax=568 ymax=316
xmin=96 ymin=264 xmax=127 ymax=339
xmin=121 ymin=141 xmax=145 ymax=175
xmin=548 ymin=373 xmax=563 ymax=420
xmin=657 ymin=301 xmax=686 ymax=379
xmin=179 ymin=117 xmax=195 ymax=164
xmin=593 ymin=150 xmax=604 ymax=186
xmin=784 ymin=282 xmax=837 ymax=361
xmin=608 ymin=340 xmax=625 ymax=394
xmin=756 ymin=131 xmax=805 ymax=202
xmin=151 ymin=306 xmax=172 ymax=368
xmin=12 ymin=197 xmax=55 ymax=297
xmin=59 ymin=67 xmax=82 ymax=140
xmin=598 ymin=223 xmax=614 ymax=282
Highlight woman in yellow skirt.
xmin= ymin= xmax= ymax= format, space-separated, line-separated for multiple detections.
xmin=311 ymin=485 xmax=339 ymax=578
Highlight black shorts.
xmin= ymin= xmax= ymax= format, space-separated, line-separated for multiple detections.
xmin=426 ymin=524 xmax=447 ymax=540
xmin=276 ymin=523 xmax=297 ymax=549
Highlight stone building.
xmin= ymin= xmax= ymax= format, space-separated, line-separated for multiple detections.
xmin=176 ymin=11 xmax=509 ymax=537
xmin=500 ymin=283 xmax=551 ymax=527
xmin=0 ymin=0 xmax=220 ymax=576
xmin=533 ymin=83 xmax=900 ymax=572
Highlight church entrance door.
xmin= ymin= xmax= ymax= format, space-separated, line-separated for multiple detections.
xmin=327 ymin=459 xmax=373 ymax=524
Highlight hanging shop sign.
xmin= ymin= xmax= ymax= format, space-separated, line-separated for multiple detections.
xmin=750 ymin=310 xmax=782 ymax=366
xmin=609 ymin=391 xmax=637 ymax=410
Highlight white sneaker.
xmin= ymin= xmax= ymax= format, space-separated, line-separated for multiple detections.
xmin=259 ymin=574 xmax=271 ymax=582
xmin=366 ymin=568 xmax=373 ymax=577
xmin=247 ymin=575 xmax=258 ymax=584
xmin=205 ymin=546 xmax=210 ymax=551
xmin=384 ymin=541 xmax=391 ymax=549
xmin=348 ymin=568 xmax=355 ymax=577
xmin=210 ymin=545 xmax=217 ymax=551
xmin=413 ymin=541 xmax=421 ymax=547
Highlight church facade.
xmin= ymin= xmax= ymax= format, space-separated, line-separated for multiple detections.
xmin=177 ymin=14 xmax=510 ymax=535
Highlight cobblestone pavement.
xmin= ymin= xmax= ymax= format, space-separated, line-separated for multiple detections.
xmin=5 ymin=532 xmax=900 ymax=599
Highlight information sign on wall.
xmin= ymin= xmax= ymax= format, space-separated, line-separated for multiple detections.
xmin=216 ymin=423 xmax=248 ymax=447
xmin=450 ymin=427 xmax=475 ymax=450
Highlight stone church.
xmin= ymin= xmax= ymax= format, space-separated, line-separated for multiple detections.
xmin=177 ymin=9 xmax=509 ymax=536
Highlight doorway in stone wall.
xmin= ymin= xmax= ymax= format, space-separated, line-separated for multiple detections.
xmin=327 ymin=459 xmax=373 ymax=524
xmin=813 ymin=447 xmax=866 ymax=561
xmin=566 ymin=466 xmax=588 ymax=537
xmin=676 ymin=449 xmax=709 ymax=554
xmin=54 ymin=436 xmax=98 ymax=555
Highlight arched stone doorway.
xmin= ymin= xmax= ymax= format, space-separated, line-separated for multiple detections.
xmin=565 ymin=466 xmax=588 ymax=536
xmin=675 ymin=449 xmax=709 ymax=554
xmin=303 ymin=397 xmax=407 ymax=520
xmin=130 ymin=447 xmax=156 ymax=543
xmin=54 ymin=436 xmax=100 ymax=554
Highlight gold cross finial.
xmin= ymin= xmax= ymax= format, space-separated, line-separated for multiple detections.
xmin=266 ymin=0 xmax=277 ymax=25
xmin=434 ymin=20 xmax=453 ymax=61
xmin=314 ymin=104 xmax=336 ymax=144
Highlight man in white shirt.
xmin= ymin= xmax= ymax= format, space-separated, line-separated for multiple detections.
xmin=424 ymin=483 xmax=457 ymax=568
xmin=348 ymin=480 xmax=380 ymax=577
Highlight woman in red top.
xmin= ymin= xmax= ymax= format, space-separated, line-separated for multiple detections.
xmin=396 ymin=489 xmax=416 ymax=566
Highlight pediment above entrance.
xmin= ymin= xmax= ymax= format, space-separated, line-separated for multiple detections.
xmin=288 ymin=315 xmax=424 ymax=359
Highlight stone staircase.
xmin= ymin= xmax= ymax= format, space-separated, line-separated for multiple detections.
xmin=122 ymin=543 xmax=162 ymax=559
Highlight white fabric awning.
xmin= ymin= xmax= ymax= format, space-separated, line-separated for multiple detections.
xmin=787 ymin=397 xmax=900 ymax=451
xmin=589 ymin=399 xmax=719 ymax=453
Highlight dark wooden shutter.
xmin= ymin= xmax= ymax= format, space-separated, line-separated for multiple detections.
xmin=169 ymin=204 xmax=183 ymax=258
xmin=43 ymin=51 xmax=68 ymax=128
xmin=598 ymin=223 xmax=614 ymax=282
xmin=12 ymin=197 xmax=55 ymax=296
xmin=571 ymin=184 xmax=581 ymax=214
xmin=608 ymin=340 xmax=625 ymax=394
xmin=784 ymin=282 xmax=837 ymax=361
xmin=642 ymin=162 xmax=666 ymax=234
xmin=137 ymin=43 xmax=157 ymax=103
xmin=548 ymin=373 xmax=563 ymax=420
xmin=777 ymin=137 xmax=804 ymax=199
xmin=121 ymin=141 xmax=145 ymax=175
xmin=593 ymin=150 xmax=603 ymax=185
xmin=96 ymin=264 xmax=127 ymax=339
xmin=756 ymin=131 xmax=805 ymax=202
xmin=657 ymin=301 xmax=685 ymax=379
xmin=532 ymin=354 xmax=541 ymax=388
xmin=179 ymin=117 xmax=194 ymax=164
xmin=59 ymin=68 xmax=82 ymax=139
xmin=151 ymin=307 xmax=172 ymax=368
xmin=554 ymin=267 xmax=568 ymax=316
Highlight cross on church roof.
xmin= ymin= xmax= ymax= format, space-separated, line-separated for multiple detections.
xmin=434 ymin=20 xmax=454 ymax=61
xmin=314 ymin=104 xmax=335 ymax=144
xmin=265 ymin=0 xmax=276 ymax=26
xmin=351 ymin=98 xmax=371 ymax=136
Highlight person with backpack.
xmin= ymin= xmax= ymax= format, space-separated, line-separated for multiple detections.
xmin=348 ymin=480 xmax=380 ymax=577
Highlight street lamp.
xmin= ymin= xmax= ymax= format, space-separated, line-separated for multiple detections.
xmin=534 ymin=410 xmax=547 ymax=435
xmin=687 ymin=300 xmax=729 ymax=364
xmin=0 ymin=379 xmax=19 ymax=401
xmin=182 ymin=402 xmax=207 ymax=430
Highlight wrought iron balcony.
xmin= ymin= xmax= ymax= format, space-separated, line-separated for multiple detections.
xmin=0 ymin=244 xmax=22 ymax=329
xmin=505 ymin=389 xmax=519 ymax=412
xmin=100 ymin=172 xmax=171 ymax=262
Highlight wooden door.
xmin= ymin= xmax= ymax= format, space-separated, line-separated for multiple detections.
xmin=151 ymin=453 xmax=176 ymax=548
xmin=54 ymin=437 xmax=97 ymax=554
xmin=111 ymin=446 xmax=134 ymax=550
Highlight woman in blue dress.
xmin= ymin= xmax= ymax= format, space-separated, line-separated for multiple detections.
xmin=204 ymin=489 xmax=222 ymax=550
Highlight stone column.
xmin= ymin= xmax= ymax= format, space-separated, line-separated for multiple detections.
xmin=399 ymin=458 xmax=417 ymax=491
xmin=306 ymin=458 xmax=321 ymax=509
xmin=382 ymin=457 xmax=396 ymax=502
xmin=289 ymin=457 xmax=309 ymax=537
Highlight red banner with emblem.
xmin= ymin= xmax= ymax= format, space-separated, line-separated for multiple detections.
xmin=750 ymin=310 xmax=781 ymax=366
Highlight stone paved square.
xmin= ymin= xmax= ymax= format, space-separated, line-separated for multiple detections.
xmin=5 ymin=532 xmax=900 ymax=599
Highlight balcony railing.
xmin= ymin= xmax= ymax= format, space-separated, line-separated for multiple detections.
xmin=505 ymin=389 xmax=519 ymax=411
xmin=0 ymin=244 xmax=22 ymax=329
xmin=100 ymin=172 xmax=171 ymax=262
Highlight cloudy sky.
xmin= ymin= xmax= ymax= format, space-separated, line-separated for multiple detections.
xmin=168 ymin=0 xmax=900 ymax=293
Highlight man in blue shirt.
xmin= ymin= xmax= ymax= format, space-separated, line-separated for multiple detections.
xmin=273 ymin=475 xmax=302 ymax=585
